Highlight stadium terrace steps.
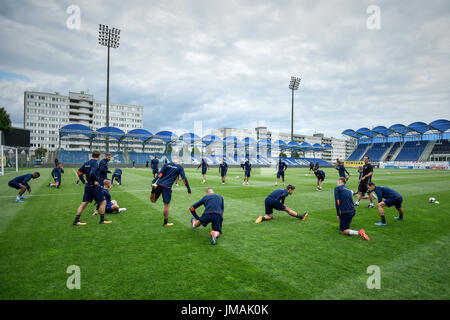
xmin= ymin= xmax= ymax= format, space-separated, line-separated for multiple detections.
xmin=380 ymin=143 xmax=395 ymax=161
xmin=347 ymin=144 xmax=367 ymax=161
xmin=419 ymin=141 xmax=436 ymax=161
xmin=364 ymin=143 xmax=393 ymax=161
xmin=392 ymin=141 xmax=428 ymax=161
xmin=391 ymin=142 xmax=405 ymax=161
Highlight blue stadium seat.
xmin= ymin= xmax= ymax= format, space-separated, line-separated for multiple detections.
xmin=364 ymin=143 xmax=392 ymax=161
xmin=395 ymin=141 xmax=428 ymax=161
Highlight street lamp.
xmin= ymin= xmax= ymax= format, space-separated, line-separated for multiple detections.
xmin=98 ymin=24 xmax=121 ymax=152
xmin=289 ymin=76 xmax=301 ymax=142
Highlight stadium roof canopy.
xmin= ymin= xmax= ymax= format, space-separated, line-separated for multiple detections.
xmin=223 ymin=136 xmax=238 ymax=145
xmin=342 ymin=119 xmax=449 ymax=140
xmin=126 ymin=129 xmax=152 ymax=142
xmin=257 ymin=139 xmax=271 ymax=146
xmin=60 ymin=124 xmax=93 ymax=138
xmin=272 ymin=140 xmax=287 ymax=147
xmin=201 ymin=135 xmax=221 ymax=146
xmin=323 ymin=144 xmax=333 ymax=149
xmin=96 ymin=126 xmax=125 ymax=140
xmin=241 ymin=137 xmax=257 ymax=145
xmin=178 ymin=133 xmax=200 ymax=144
xmin=152 ymin=131 xmax=178 ymax=143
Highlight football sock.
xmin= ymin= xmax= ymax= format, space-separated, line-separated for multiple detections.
xmin=296 ymin=213 xmax=303 ymax=219
xmin=164 ymin=218 xmax=168 ymax=225
xmin=381 ymin=216 xmax=386 ymax=224
xmin=261 ymin=217 xmax=266 ymax=221
xmin=100 ymin=214 xmax=105 ymax=222
xmin=399 ymin=213 xmax=403 ymax=218
xmin=355 ymin=201 xmax=359 ymax=205
xmin=74 ymin=215 xmax=80 ymax=224
xmin=349 ymin=230 xmax=359 ymax=235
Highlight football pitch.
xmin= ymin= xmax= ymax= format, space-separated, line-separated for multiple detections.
xmin=0 ymin=167 xmax=449 ymax=300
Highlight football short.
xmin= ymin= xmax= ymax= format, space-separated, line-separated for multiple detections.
xmin=83 ymin=185 xmax=105 ymax=203
xmin=152 ymin=185 xmax=172 ymax=204
xmin=277 ymin=171 xmax=285 ymax=179
xmin=264 ymin=198 xmax=286 ymax=215
xmin=8 ymin=181 xmax=21 ymax=190
xmin=152 ymin=168 xmax=158 ymax=174
xmin=201 ymin=168 xmax=207 ymax=175
xmin=339 ymin=210 xmax=356 ymax=231
xmin=220 ymin=170 xmax=227 ymax=177
xmin=245 ymin=170 xmax=251 ymax=178
xmin=384 ymin=196 xmax=403 ymax=208
xmin=199 ymin=213 xmax=223 ymax=234
xmin=105 ymin=201 xmax=113 ymax=213
xmin=358 ymin=181 xmax=368 ymax=194
xmin=53 ymin=178 xmax=61 ymax=184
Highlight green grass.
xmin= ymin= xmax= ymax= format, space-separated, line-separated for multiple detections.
xmin=0 ymin=167 xmax=449 ymax=300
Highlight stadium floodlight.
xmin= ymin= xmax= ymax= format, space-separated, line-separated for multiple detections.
xmin=98 ymin=24 xmax=121 ymax=152
xmin=288 ymin=76 xmax=301 ymax=142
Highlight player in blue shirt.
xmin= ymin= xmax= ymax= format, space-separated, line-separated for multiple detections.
xmin=197 ymin=156 xmax=209 ymax=184
xmin=368 ymin=182 xmax=404 ymax=226
xmin=151 ymin=156 xmax=159 ymax=178
xmin=275 ymin=159 xmax=287 ymax=186
xmin=8 ymin=172 xmax=40 ymax=202
xmin=334 ymin=177 xmax=370 ymax=241
xmin=314 ymin=168 xmax=326 ymax=191
xmin=255 ymin=185 xmax=308 ymax=223
xmin=189 ymin=188 xmax=224 ymax=245
xmin=93 ymin=179 xmax=127 ymax=215
xmin=111 ymin=168 xmax=122 ymax=185
xmin=219 ymin=158 xmax=228 ymax=184
xmin=151 ymin=159 xmax=191 ymax=226
xmin=243 ymin=158 xmax=252 ymax=185
xmin=335 ymin=160 xmax=350 ymax=180
xmin=98 ymin=152 xmax=112 ymax=186
xmin=48 ymin=162 xmax=64 ymax=188
xmin=73 ymin=150 xmax=111 ymax=226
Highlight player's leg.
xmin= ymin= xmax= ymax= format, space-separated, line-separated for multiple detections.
xmin=367 ymin=192 xmax=374 ymax=208
xmin=210 ymin=215 xmax=223 ymax=245
xmin=395 ymin=207 xmax=404 ymax=220
xmin=339 ymin=212 xmax=370 ymax=241
xmin=375 ymin=201 xmax=387 ymax=225
xmin=14 ymin=185 xmax=27 ymax=202
xmin=163 ymin=202 xmax=173 ymax=226
xmin=285 ymin=206 xmax=308 ymax=220
xmin=74 ymin=201 xmax=88 ymax=225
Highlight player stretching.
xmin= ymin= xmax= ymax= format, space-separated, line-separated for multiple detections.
xmin=243 ymin=158 xmax=252 ymax=185
xmin=151 ymin=156 xmax=159 ymax=178
xmin=72 ymin=151 xmax=111 ymax=226
xmin=189 ymin=188 xmax=224 ymax=245
xmin=255 ymin=185 xmax=308 ymax=223
xmin=219 ymin=158 xmax=228 ymax=184
xmin=8 ymin=172 xmax=40 ymax=203
xmin=275 ymin=158 xmax=287 ymax=185
xmin=335 ymin=160 xmax=350 ymax=181
xmin=355 ymin=156 xmax=375 ymax=208
xmin=151 ymin=159 xmax=191 ymax=226
xmin=368 ymin=182 xmax=404 ymax=226
xmin=48 ymin=162 xmax=63 ymax=188
xmin=314 ymin=168 xmax=326 ymax=191
xmin=197 ymin=156 xmax=209 ymax=184
xmin=111 ymin=168 xmax=122 ymax=185
xmin=93 ymin=179 xmax=127 ymax=215
xmin=334 ymin=177 xmax=370 ymax=241
xmin=98 ymin=152 xmax=112 ymax=186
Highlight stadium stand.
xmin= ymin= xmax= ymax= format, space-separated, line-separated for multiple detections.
xmin=365 ymin=143 xmax=392 ymax=161
xmin=347 ymin=144 xmax=367 ymax=161
xmin=394 ymin=141 xmax=428 ymax=161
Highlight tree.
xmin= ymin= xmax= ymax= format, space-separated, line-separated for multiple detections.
xmin=293 ymin=151 xmax=300 ymax=158
xmin=191 ymin=147 xmax=201 ymax=155
xmin=279 ymin=152 xmax=287 ymax=158
xmin=0 ymin=107 xmax=12 ymax=133
xmin=35 ymin=147 xmax=47 ymax=159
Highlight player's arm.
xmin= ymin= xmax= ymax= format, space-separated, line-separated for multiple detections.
xmin=179 ymin=167 xmax=192 ymax=193
xmin=375 ymin=189 xmax=383 ymax=203
xmin=189 ymin=198 xmax=204 ymax=220
xmin=197 ymin=163 xmax=201 ymax=169
xmin=334 ymin=188 xmax=341 ymax=217
xmin=152 ymin=165 xmax=168 ymax=184
xmin=345 ymin=168 xmax=350 ymax=176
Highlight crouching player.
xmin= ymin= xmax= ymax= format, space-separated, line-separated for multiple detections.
xmin=255 ymin=185 xmax=308 ymax=223
xmin=48 ymin=162 xmax=63 ymax=188
xmin=334 ymin=177 xmax=370 ymax=241
xmin=93 ymin=179 xmax=127 ymax=215
xmin=189 ymin=188 xmax=224 ymax=245
xmin=314 ymin=168 xmax=325 ymax=191
xmin=112 ymin=168 xmax=122 ymax=185
xmin=8 ymin=172 xmax=40 ymax=202
xmin=368 ymin=182 xmax=404 ymax=226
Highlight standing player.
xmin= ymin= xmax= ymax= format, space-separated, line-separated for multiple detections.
xmin=314 ymin=161 xmax=319 ymax=171
xmin=8 ymin=172 xmax=40 ymax=203
xmin=335 ymin=160 xmax=350 ymax=180
xmin=54 ymin=157 xmax=59 ymax=167
xmin=334 ymin=177 xmax=370 ymax=241
xmin=111 ymin=168 xmax=122 ymax=185
xmin=314 ymin=168 xmax=326 ymax=191
xmin=150 ymin=159 xmax=192 ymax=226
xmin=93 ymin=179 xmax=127 ymax=215
xmin=309 ymin=161 xmax=314 ymax=172
xmin=146 ymin=159 xmax=149 ymax=168
xmin=197 ymin=156 xmax=209 ymax=184
xmin=72 ymin=150 xmax=111 ymax=226
xmin=219 ymin=158 xmax=228 ymax=184
xmin=255 ymin=185 xmax=308 ymax=223
xmin=243 ymin=158 xmax=252 ymax=185
xmin=189 ymin=188 xmax=224 ymax=245
xmin=368 ymin=182 xmax=404 ymax=226
xmin=151 ymin=156 xmax=159 ymax=178
xmin=98 ymin=152 xmax=112 ymax=186
xmin=355 ymin=155 xmax=375 ymax=208
xmin=48 ymin=162 xmax=64 ymax=188
xmin=275 ymin=158 xmax=287 ymax=185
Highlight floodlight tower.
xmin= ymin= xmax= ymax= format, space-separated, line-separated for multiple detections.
xmin=98 ymin=24 xmax=121 ymax=152
xmin=289 ymin=76 xmax=301 ymax=142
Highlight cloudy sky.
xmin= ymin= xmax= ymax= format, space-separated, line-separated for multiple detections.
xmin=0 ymin=0 xmax=449 ymax=138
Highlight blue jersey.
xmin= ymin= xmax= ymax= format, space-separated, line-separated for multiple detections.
xmin=277 ymin=161 xmax=287 ymax=172
xmin=373 ymin=186 xmax=402 ymax=202
xmin=266 ymin=189 xmax=289 ymax=203
xmin=98 ymin=159 xmax=111 ymax=180
xmin=112 ymin=168 xmax=122 ymax=177
xmin=315 ymin=170 xmax=325 ymax=180
xmin=219 ymin=162 xmax=228 ymax=174
xmin=151 ymin=158 xmax=159 ymax=170
xmin=244 ymin=160 xmax=252 ymax=171
xmin=336 ymin=164 xmax=349 ymax=177
xmin=198 ymin=159 xmax=209 ymax=169
xmin=10 ymin=174 xmax=33 ymax=189
xmin=191 ymin=194 xmax=224 ymax=216
xmin=54 ymin=158 xmax=59 ymax=167
xmin=80 ymin=159 xmax=102 ymax=186
xmin=152 ymin=162 xmax=191 ymax=192
xmin=334 ymin=185 xmax=355 ymax=216
xmin=102 ymin=188 xmax=112 ymax=203
xmin=52 ymin=167 xmax=62 ymax=180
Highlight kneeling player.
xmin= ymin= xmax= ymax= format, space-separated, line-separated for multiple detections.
xmin=8 ymin=172 xmax=40 ymax=202
xmin=334 ymin=177 xmax=370 ymax=241
xmin=368 ymin=182 xmax=404 ymax=226
xmin=314 ymin=168 xmax=325 ymax=191
xmin=189 ymin=188 xmax=224 ymax=245
xmin=48 ymin=162 xmax=63 ymax=188
xmin=255 ymin=185 xmax=308 ymax=223
xmin=93 ymin=180 xmax=126 ymax=215
xmin=112 ymin=168 xmax=122 ymax=185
